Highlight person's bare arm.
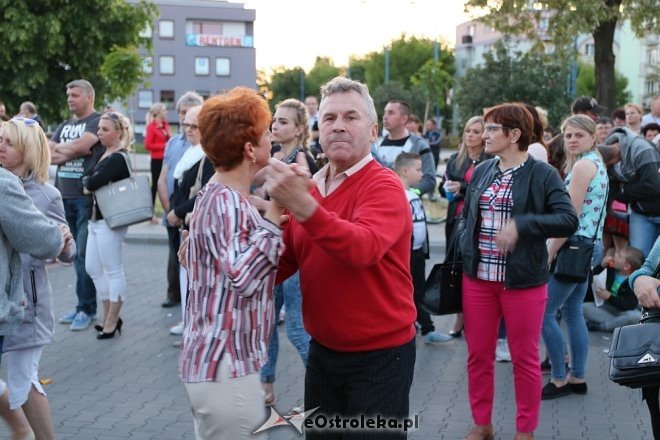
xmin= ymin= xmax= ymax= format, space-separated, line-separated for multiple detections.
xmin=50 ymin=132 xmax=98 ymax=164
xmin=157 ymin=163 xmax=170 ymax=212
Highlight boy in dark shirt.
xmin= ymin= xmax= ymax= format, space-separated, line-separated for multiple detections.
xmin=583 ymin=246 xmax=645 ymax=331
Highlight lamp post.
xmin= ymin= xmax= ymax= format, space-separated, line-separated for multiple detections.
xmin=384 ymin=46 xmax=390 ymax=83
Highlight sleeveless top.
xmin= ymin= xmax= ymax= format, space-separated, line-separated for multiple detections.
xmin=564 ymin=149 xmax=608 ymax=240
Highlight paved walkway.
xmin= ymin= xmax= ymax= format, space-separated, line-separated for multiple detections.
xmin=0 ymin=238 xmax=652 ymax=439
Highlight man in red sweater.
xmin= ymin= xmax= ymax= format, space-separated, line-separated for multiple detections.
xmin=266 ymin=76 xmax=417 ymax=439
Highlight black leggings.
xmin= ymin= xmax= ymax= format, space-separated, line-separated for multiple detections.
xmin=150 ymin=158 xmax=163 ymax=208
xmin=643 ymin=386 xmax=660 ymax=439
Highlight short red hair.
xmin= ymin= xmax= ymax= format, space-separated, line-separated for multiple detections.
xmin=198 ymin=87 xmax=271 ymax=170
xmin=483 ymin=103 xmax=535 ymax=151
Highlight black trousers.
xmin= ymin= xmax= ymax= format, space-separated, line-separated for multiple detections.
xmin=411 ymin=248 xmax=434 ymax=334
xmin=150 ymin=158 xmax=163 ymax=207
xmin=166 ymin=226 xmax=181 ymax=303
xmin=643 ymin=385 xmax=660 ymax=439
xmin=304 ymin=338 xmax=416 ymax=439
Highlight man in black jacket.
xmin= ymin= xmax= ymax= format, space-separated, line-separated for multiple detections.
xmin=598 ymin=127 xmax=660 ymax=257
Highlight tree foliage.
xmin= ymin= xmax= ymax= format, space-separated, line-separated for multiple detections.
xmin=0 ymin=0 xmax=157 ymax=123
xmin=454 ymin=42 xmax=571 ymax=128
xmin=576 ymin=62 xmax=631 ymax=108
xmin=464 ymin=0 xmax=659 ymax=113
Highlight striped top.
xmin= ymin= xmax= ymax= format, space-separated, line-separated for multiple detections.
xmin=179 ymin=182 xmax=283 ymax=382
xmin=476 ymin=162 xmax=525 ymax=282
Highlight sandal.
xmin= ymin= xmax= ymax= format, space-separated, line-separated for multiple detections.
xmin=464 ymin=425 xmax=494 ymax=440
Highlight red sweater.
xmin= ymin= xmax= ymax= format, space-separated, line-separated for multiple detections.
xmin=144 ymin=120 xmax=170 ymax=160
xmin=277 ymin=161 xmax=416 ymax=352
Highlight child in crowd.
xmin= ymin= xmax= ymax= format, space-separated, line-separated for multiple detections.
xmin=583 ymin=246 xmax=645 ymax=331
xmin=394 ymin=153 xmax=451 ymax=344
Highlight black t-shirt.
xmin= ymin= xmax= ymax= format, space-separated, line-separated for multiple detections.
xmin=53 ymin=112 xmax=104 ymax=198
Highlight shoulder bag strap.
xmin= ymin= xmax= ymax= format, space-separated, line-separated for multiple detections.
xmin=117 ymin=151 xmax=134 ymax=179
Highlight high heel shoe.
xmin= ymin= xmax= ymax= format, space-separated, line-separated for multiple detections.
xmin=97 ymin=318 xmax=123 ymax=340
xmin=449 ymin=328 xmax=463 ymax=338
xmin=94 ymin=324 xmax=103 ymax=332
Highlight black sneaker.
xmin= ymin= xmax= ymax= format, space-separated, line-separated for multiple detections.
xmin=540 ymin=358 xmax=551 ymax=374
xmin=541 ymin=381 xmax=571 ymax=400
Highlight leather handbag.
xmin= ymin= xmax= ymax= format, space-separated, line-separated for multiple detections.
xmin=553 ymin=200 xmax=606 ymax=283
xmin=608 ymin=264 xmax=660 ymax=389
xmin=421 ymin=234 xmax=462 ymax=316
xmin=94 ymin=152 xmax=153 ymax=229
xmin=553 ymin=237 xmax=595 ymax=283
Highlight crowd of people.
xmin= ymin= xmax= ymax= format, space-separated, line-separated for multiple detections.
xmin=0 ymin=78 xmax=659 ymax=440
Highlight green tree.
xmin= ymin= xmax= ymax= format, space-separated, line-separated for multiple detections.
xmin=0 ymin=0 xmax=157 ymax=123
xmin=454 ymin=42 xmax=571 ymax=128
xmin=304 ymin=57 xmax=342 ymax=100
xmin=464 ymin=0 xmax=659 ymax=114
xmin=576 ymin=62 xmax=631 ymax=108
xmin=359 ymin=34 xmax=454 ymax=91
xmin=268 ymin=67 xmax=306 ymax=109
xmin=411 ymin=59 xmax=453 ymax=123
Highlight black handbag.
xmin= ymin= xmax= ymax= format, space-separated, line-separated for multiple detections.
xmin=553 ymin=237 xmax=595 ymax=283
xmin=553 ymin=200 xmax=605 ymax=283
xmin=608 ymin=264 xmax=660 ymax=389
xmin=421 ymin=233 xmax=462 ymax=316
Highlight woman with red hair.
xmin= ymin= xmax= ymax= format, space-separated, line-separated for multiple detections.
xmin=457 ymin=103 xmax=578 ymax=440
xmin=178 ymin=88 xmax=285 ymax=439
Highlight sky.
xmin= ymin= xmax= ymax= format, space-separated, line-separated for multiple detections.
xmin=242 ymin=0 xmax=475 ymax=73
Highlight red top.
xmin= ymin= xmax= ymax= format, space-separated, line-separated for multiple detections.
xmin=144 ymin=119 xmax=170 ymax=160
xmin=277 ymin=161 xmax=417 ymax=352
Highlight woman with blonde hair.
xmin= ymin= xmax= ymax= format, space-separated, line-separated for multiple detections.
xmin=625 ymin=103 xmax=643 ymax=134
xmin=259 ymin=98 xmax=317 ymax=408
xmin=145 ymin=102 xmax=171 ymax=221
xmin=0 ymin=116 xmax=76 ymax=440
xmin=82 ymin=112 xmax=134 ymax=340
xmin=179 ymin=87 xmax=284 ymax=439
xmin=438 ymin=116 xmax=491 ymax=338
xmin=542 ymin=114 xmax=608 ymax=400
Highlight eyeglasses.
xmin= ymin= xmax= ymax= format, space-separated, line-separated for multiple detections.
xmin=484 ymin=124 xmax=511 ymax=133
xmin=10 ymin=117 xmax=38 ymax=126
xmin=182 ymin=123 xmax=199 ymax=130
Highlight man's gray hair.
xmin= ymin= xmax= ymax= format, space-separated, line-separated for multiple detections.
xmin=66 ymin=79 xmax=95 ymax=100
xmin=320 ymin=77 xmax=377 ymax=125
xmin=177 ymin=91 xmax=204 ymax=112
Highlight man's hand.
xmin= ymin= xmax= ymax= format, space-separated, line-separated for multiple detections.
xmin=264 ymin=158 xmax=317 ymax=222
xmin=167 ymin=210 xmax=182 ymax=227
xmin=633 ymin=275 xmax=660 ymax=309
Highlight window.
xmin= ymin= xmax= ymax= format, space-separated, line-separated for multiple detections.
xmin=538 ymin=17 xmax=549 ymax=32
xmin=468 ymin=24 xmax=476 ymax=37
xmin=191 ymin=21 xmax=223 ymax=34
xmin=195 ymin=57 xmax=210 ymax=76
xmin=215 ymin=57 xmax=231 ymax=76
xmin=646 ymin=81 xmax=658 ymax=95
xmin=138 ymin=90 xmax=153 ymax=109
xmin=160 ymin=90 xmax=175 ymax=109
xmin=139 ymin=24 xmax=152 ymax=38
xmin=197 ymin=91 xmax=210 ymax=100
xmin=584 ymin=44 xmax=595 ymax=56
xmin=159 ymin=56 xmax=175 ymax=75
xmin=159 ymin=20 xmax=174 ymax=39
xmin=142 ymin=56 xmax=153 ymax=74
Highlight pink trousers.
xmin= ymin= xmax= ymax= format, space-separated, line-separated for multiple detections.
xmin=462 ymin=274 xmax=547 ymax=433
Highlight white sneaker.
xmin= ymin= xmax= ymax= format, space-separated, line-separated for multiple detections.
xmin=169 ymin=321 xmax=184 ymax=335
xmin=495 ymin=338 xmax=511 ymax=362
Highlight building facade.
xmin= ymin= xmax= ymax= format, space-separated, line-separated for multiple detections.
xmin=125 ymin=0 xmax=256 ymax=137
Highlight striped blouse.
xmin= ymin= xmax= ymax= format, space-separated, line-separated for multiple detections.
xmin=179 ymin=182 xmax=282 ymax=383
xmin=476 ymin=162 xmax=525 ymax=282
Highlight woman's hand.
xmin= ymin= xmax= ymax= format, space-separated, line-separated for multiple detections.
xmin=633 ymin=275 xmax=660 ymax=309
xmin=494 ymin=220 xmax=519 ymax=253
xmin=178 ymin=230 xmax=189 ymax=270
xmin=60 ymin=224 xmax=74 ymax=255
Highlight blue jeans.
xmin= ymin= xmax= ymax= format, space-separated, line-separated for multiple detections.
xmin=63 ymin=197 xmax=97 ymax=315
xmin=261 ymin=272 xmax=310 ymax=383
xmin=542 ymin=276 xmax=589 ymax=380
xmin=629 ymin=211 xmax=660 ymax=257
